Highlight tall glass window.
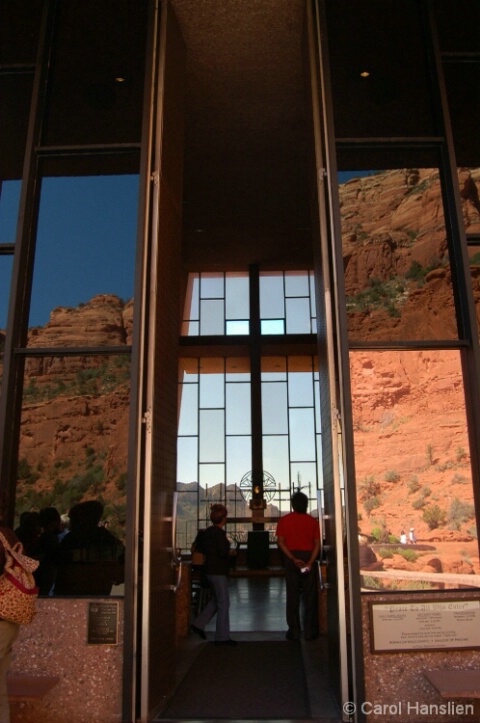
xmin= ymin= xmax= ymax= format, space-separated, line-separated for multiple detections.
xmin=177 ymin=353 xmax=321 ymax=551
xmin=178 ymin=267 xmax=320 ymax=550
xmin=181 ymin=269 xmax=316 ymax=336
xmin=177 ymin=357 xmax=252 ymax=546
xmin=262 ymin=356 xmax=320 ymax=508
xmin=0 ymin=0 xmax=148 ymax=599
xmin=260 ymin=271 xmax=316 ymax=334
xmin=17 ymin=354 xmax=130 ymax=542
xmin=182 ymin=272 xmax=250 ymax=336
xmin=337 ymin=160 xmax=457 ymax=343
xmin=28 ymin=172 xmax=138 ymax=338
xmin=351 ymin=349 xmax=477 ymax=592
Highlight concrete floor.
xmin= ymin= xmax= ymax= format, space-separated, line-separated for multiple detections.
xmin=158 ymin=576 xmax=343 ymax=723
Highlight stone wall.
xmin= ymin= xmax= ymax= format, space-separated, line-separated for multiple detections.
xmin=10 ymin=597 xmax=124 ymax=723
xmin=362 ymin=590 xmax=480 ymax=722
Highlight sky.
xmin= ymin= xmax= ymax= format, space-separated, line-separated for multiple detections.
xmin=0 ymin=175 xmax=139 ymax=328
xmin=0 ymin=170 xmax=379 ymax=330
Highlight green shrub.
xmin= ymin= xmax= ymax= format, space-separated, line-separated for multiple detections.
xmin=408 ymin=476 xmax=420 ymax=494
xmin=397 ymin=548 xmax=419 ymax=562
xmin=456 ymin=447 xmax=468 ymax=463
xmin=412 ymin=497 xmax=426 ymax=510
xmin=378 ymin=548 xmax=393 ymax=559
xmin=384 ymin=470 xmax=400 ymax=483
xmin=370 ymin=524 xmax=389 ymax=543
xmin=364 ymin=496 xmax=381 ymax=515
xmin=359 ymin=475 xmax=381 ymax=500
xmin=422 ymin=504 xmax=446 ymax=530
xmin=361 ymin=576 xmax=384 ymax=590
xmin=447 ymin=498 xmax=475 ymax=530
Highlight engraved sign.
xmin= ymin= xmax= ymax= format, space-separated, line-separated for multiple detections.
xmin=370 ymin=599 xmax=480 ymax=653
xmin=87 ymin=601 xmax=119 ymax=645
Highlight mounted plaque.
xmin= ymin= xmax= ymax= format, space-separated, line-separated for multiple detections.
xmin=87 ymin=601 xmax=119 ymax=645
xmin=369 ymin=598 xmax=480 ymax=653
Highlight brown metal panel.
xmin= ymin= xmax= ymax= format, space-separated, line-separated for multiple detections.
xmin=139 ymin=1 xmax=186 ymax=720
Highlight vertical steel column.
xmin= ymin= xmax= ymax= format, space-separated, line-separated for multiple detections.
xmin=249 ymin=264 xmax=265 ymax=528
xmin=0 ymin=0 xmax=55 ymax=525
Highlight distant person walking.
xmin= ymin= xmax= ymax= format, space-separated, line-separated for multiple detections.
xmin=409 ymin=528 xmax=417 ymax=544
xmin=276 ymin=492 xmax=320 ymax=641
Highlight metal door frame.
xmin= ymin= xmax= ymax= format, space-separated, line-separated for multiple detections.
xmin=307 ymin=2 xmax=366 ymax=719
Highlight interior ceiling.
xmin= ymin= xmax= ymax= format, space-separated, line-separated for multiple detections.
xmin=170 ymin=0 xmax=314 ymax=270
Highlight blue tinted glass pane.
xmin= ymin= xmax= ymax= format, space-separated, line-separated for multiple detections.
xmin=200 ymin=299 xmax=224 ymax=335
xmin=0 ymin=256 xmax=13 ymax=328
xmin=227 ymin=436 xmax=252 ymax=485
xmin=226 ymin=383 xmax=251 ymax=435
xmin=0 ymin=180 xmax=21 ymax=243
xmin=226 ymin=320 xmax=249 ymax=335
xmin=225 ymin=273 xmax=249 ymax=319
xmin=262 ymin=436 xmax=289 ymax=509
xmin=199 ymin=463 xmax=225 ymax=488
xmin=288 ymin=372 xmax=314 ymax=407
xmin=261 ymin=319 xmax=285 ymax=335
xmin=200 ymin=373 xmax=224 ymax=409
xmin=29 ymin=175 xmax=139 ymax=343
xmin=200 ymin=273 xmax=224 ymax=299
xmin=289 ymin=408 xmax=315 ymax=461
xmin=285 ymin=271 xmax=309 ymax=297
xmin=261 ymin=357 xmax=287 ymax=381
xmin=182 ymin=320 xmax=199 ymax=336
xmin=316 ymin=436 xmax=323 ymax=488
xmin=290 ymin=462 xmax=318 ymax=499
xmin=286 ymin=297 xmax=311 ymax=333
xmin=199 ymin=410 xmax=225 ymax=463
xmin=262 ymin=381 xmax=288 ymax=434
xmin=178 ymin=383 xmax=198 ymax=436
xmin=184 ymin=274 xmax=199 ymax=322
xmin=310 ymin=272 xmax=316 ymax=316
xmin=226 ymin=356 xmax=250 ymax=380
xmin=177 ymin=437 xmax=198 ymax=484
xmin=260 ymin=273 xmax=284 ymax=319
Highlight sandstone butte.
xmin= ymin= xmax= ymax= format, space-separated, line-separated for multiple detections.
xmin=0 ymin=167 xmax=479 ymax=587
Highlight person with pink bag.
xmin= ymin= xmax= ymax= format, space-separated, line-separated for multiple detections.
xmin=0 ymin=524 xmax=39 ymax=723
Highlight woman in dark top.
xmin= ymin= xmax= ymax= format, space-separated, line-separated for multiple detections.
xmin=190 ymin=504 xmax=237 ymax=645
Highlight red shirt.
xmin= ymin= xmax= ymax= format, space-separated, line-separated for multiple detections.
xmin=276 ymin=512 xmax=320 ymax=551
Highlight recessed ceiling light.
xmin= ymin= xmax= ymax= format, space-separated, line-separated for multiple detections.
xmin=115 ymin=76 xmax=126 ymax=83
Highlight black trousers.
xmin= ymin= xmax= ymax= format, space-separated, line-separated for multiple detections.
xmin=284 ymin=550 xmax=319 ymax=639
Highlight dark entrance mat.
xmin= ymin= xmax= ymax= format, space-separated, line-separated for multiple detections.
xmin=161 ymin=640 xmax=309 ymax=720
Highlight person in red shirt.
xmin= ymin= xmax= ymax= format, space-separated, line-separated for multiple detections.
xmin=276 ymin=492 xmax=320 ymax=640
